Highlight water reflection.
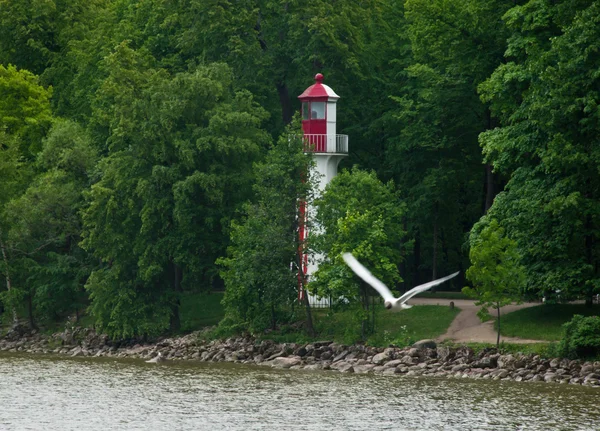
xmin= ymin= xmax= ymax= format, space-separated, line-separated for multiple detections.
xmin=0 ymin=353 xmax=598 ymax=430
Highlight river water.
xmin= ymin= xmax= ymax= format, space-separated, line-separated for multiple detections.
xmin=1 ymin=353 xmax=599 ymax=431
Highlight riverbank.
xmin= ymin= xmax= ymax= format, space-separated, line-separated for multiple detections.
xmin=1 ymin=324 xmax=599 ymax=387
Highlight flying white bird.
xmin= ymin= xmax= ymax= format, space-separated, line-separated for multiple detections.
xmin=342 ymin=253 xmax=459 ymax=310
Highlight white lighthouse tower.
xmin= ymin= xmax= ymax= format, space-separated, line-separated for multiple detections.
xmin=297 ymin=73 xmax=348 ymax=305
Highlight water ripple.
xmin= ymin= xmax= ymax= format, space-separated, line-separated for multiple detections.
xmin=0 ymin=353 xmax=599 ymax=430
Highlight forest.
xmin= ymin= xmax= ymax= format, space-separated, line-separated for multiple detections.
xmin=0 ymin=0 xmax=599 ymax=340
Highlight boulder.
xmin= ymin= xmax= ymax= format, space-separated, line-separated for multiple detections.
xmin=372 ymin=352 xmax=390 ymax=365
xmin=471 ymin=356 xmax=497 ymax=369
xmin=332 ymin=350 xmax=349 ymax=362
xmin=271 ymin=357 xmax=301 ymax=369
xmin=383 ymin=359 xmax=403 ymax=368
xmin=436 ymin=346 xmax=455 ymax=362
xmin=353 ymin=364 xmax=376 ymax=374
xmin=413 ymin=339 xmax=437 ymax=350
xmin=336 ymin=362 xmax=354 ymax=373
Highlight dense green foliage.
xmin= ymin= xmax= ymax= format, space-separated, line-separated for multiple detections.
xmin=499 ymin=304 xmax=600 ymax=342
xmin=0 ymin=0 xmax=598 ymax=339
xmin=463 ymin=218 xmax=525 ymax=346
xmin=218 ymin=122 xmax=315 ymax=334
xmin=558 ymin=315 xmax=600 ymax=359
xmin=316 ymin=305 xmax=459 ymax=347
xmin=310 ymin=168 xmax=406 ymax=338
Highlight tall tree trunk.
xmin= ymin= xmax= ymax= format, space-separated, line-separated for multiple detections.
xmin=27 ymin=293 xmax=36 ymax=330
xmin=485 ymin=164 xmax=495 ymax=213
xmin=360 ymin=283 xmax=368 ymax=340
xmin=399 ymin=218 xmax=407 ymax=290
xmin=496 ymin=304 xmax=501 ymax=348
xmin=0 ymin=230 xmax=18 ymax=325
xmin=585 ymin=213 xmax=594 ymax=307
xmin=371 ymin=294 xmax=376 ymax=334
xmin=271 ymin=302 xmax=276 ymax=330
xmin=169 ymin=262 xmax=182 ymax=332
xmin=276 ymin=81 xmax=293 ymax=125
xmin=432 ymin=208 xmax=438 ymax=281
xmin=413 ymin=228 xmax=421 ymax=288
xmin=484 ymin=110 xmax=497 ymax=214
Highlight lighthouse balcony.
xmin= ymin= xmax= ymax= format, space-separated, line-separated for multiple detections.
xmin=303 ymin=134 xmax=348 ymax=154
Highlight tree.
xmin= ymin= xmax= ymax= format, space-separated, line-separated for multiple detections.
xmin=0 ymin=64 xmax=53 ymax=157
xmin=478 ymin=0 xmax=600 ymax=303
xmin=310 ymin=167 xmax=407 ymax=340
xmin=2 ymin=120 xmax=97 ymax=328
xmin=384 ymin=0 xmax=515 ymax=289
xmin=82 ymin=46 xmax=269 ymax=338
xmin=219 ymin=121 xmax=317 ymax=335
xmin=0 ymin=65 xmax=53 ymax=325
xmin=463 ymin=218 xmax=525 ymax=347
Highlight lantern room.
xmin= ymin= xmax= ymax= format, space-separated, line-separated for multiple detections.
xmin=298 ymin=73 xmax=347 ymax=154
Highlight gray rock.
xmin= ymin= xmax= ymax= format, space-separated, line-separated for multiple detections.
xmin=436 ymin=346 xmax=454 ymax=362
xmin=70 ymin=347 xmax=83 ymax=357
xmin=584 ymin=373 xmax=600 ymax=382
xmin=265 ymin=351 xmax=284 ymax=361
xmin=332 ymin=350 xmax=349 ymax=362
xmin=471 ymin=356 xmax=498 ymax=369
xmin=294 ymin=347 xmax=308 ymax=357
xmin=320 ymin=351 xmax=333 ymax=361
xmin=455 ymin=346 xmax=474 ymax=360
xmin=407 ymin=348 xmax=421 ymax=358
xmin=413 ymin=339 xmax=437 ymax=350
xmin=303 ymin=364 xmax=324 ymax=371
xmin=372 ymin=352 xmax=390 ymax=365
xmin=271 ymin=357 xmax=301 ymax=369
xmin=491 ymin=369 xmax=509 ymax=379
xmin=353 ymin=364 xmax=376 ymax=374
xmin=383 ymin=359 xmax=403 ymax=368
xmin=400 ymin=355 xmax=417 ymax=365
xmin=544 ymin=373 xmax=557 ymax=383
xmin=337 ymin=362 xmax=354 ymax=373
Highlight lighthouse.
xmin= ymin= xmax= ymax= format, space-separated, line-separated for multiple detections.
xmin=297 ymin=73 xmax=348 ymax=305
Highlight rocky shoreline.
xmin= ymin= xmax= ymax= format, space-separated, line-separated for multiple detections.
xmin=1 ymin=325 xmax=600 ymax=387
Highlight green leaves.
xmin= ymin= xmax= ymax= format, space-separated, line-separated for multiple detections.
xmin=478 ymin=0 xmax=600 ymax=302
xmin=464 ymin=218 xmax=525 ymax=344
xmin=82 ymin=54 xmax=270 ymax=337
xmin=219 ymin=121 xmax=313 ymax=334
xmin=311 ymin=167 xmax=406 ymax=305
xmin=0 ymin=65 xmax=53 ymax=157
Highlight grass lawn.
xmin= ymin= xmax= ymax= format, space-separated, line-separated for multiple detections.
xmin=3 ymin=291 xmax=460 ymax=348
xmin=415 ymin=291 xmax=468 ymax=300
xmin=309 ymin=304 xmax=460 ymax=347
xmin=160 ymin=292 xmax=461 ymax=347
xmin=180 ymin=291 xmax=225 ymax=332
xmin=499 ymin=304 xmax=600 ymax=341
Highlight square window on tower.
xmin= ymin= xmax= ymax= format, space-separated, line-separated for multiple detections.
xmin=302 ymin=102 xmax=310 ymax=120
xmin=310 ymin=102 xmax=325 ymax=119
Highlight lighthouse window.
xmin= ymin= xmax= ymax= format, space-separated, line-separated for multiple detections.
xmin=302 ymin=102 xmax=310 ymax=120
xmin=311 ymin=102 xmax=325 ymax=119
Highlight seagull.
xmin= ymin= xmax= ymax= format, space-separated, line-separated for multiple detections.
xmin=342 ymin=253 xmax=459 ymax=310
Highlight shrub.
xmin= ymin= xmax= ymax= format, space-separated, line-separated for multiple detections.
xmin=558 ymin=314 xmax=600 ymax=359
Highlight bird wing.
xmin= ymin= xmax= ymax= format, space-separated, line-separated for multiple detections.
xmin=397 ymin=271 xmax=460 ymax=304
xmin=342 ymin=253 xmax=396 ymax=303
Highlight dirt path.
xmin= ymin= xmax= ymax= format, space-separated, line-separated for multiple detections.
xmin=409 ymin=298 xmax=546 ymax=344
